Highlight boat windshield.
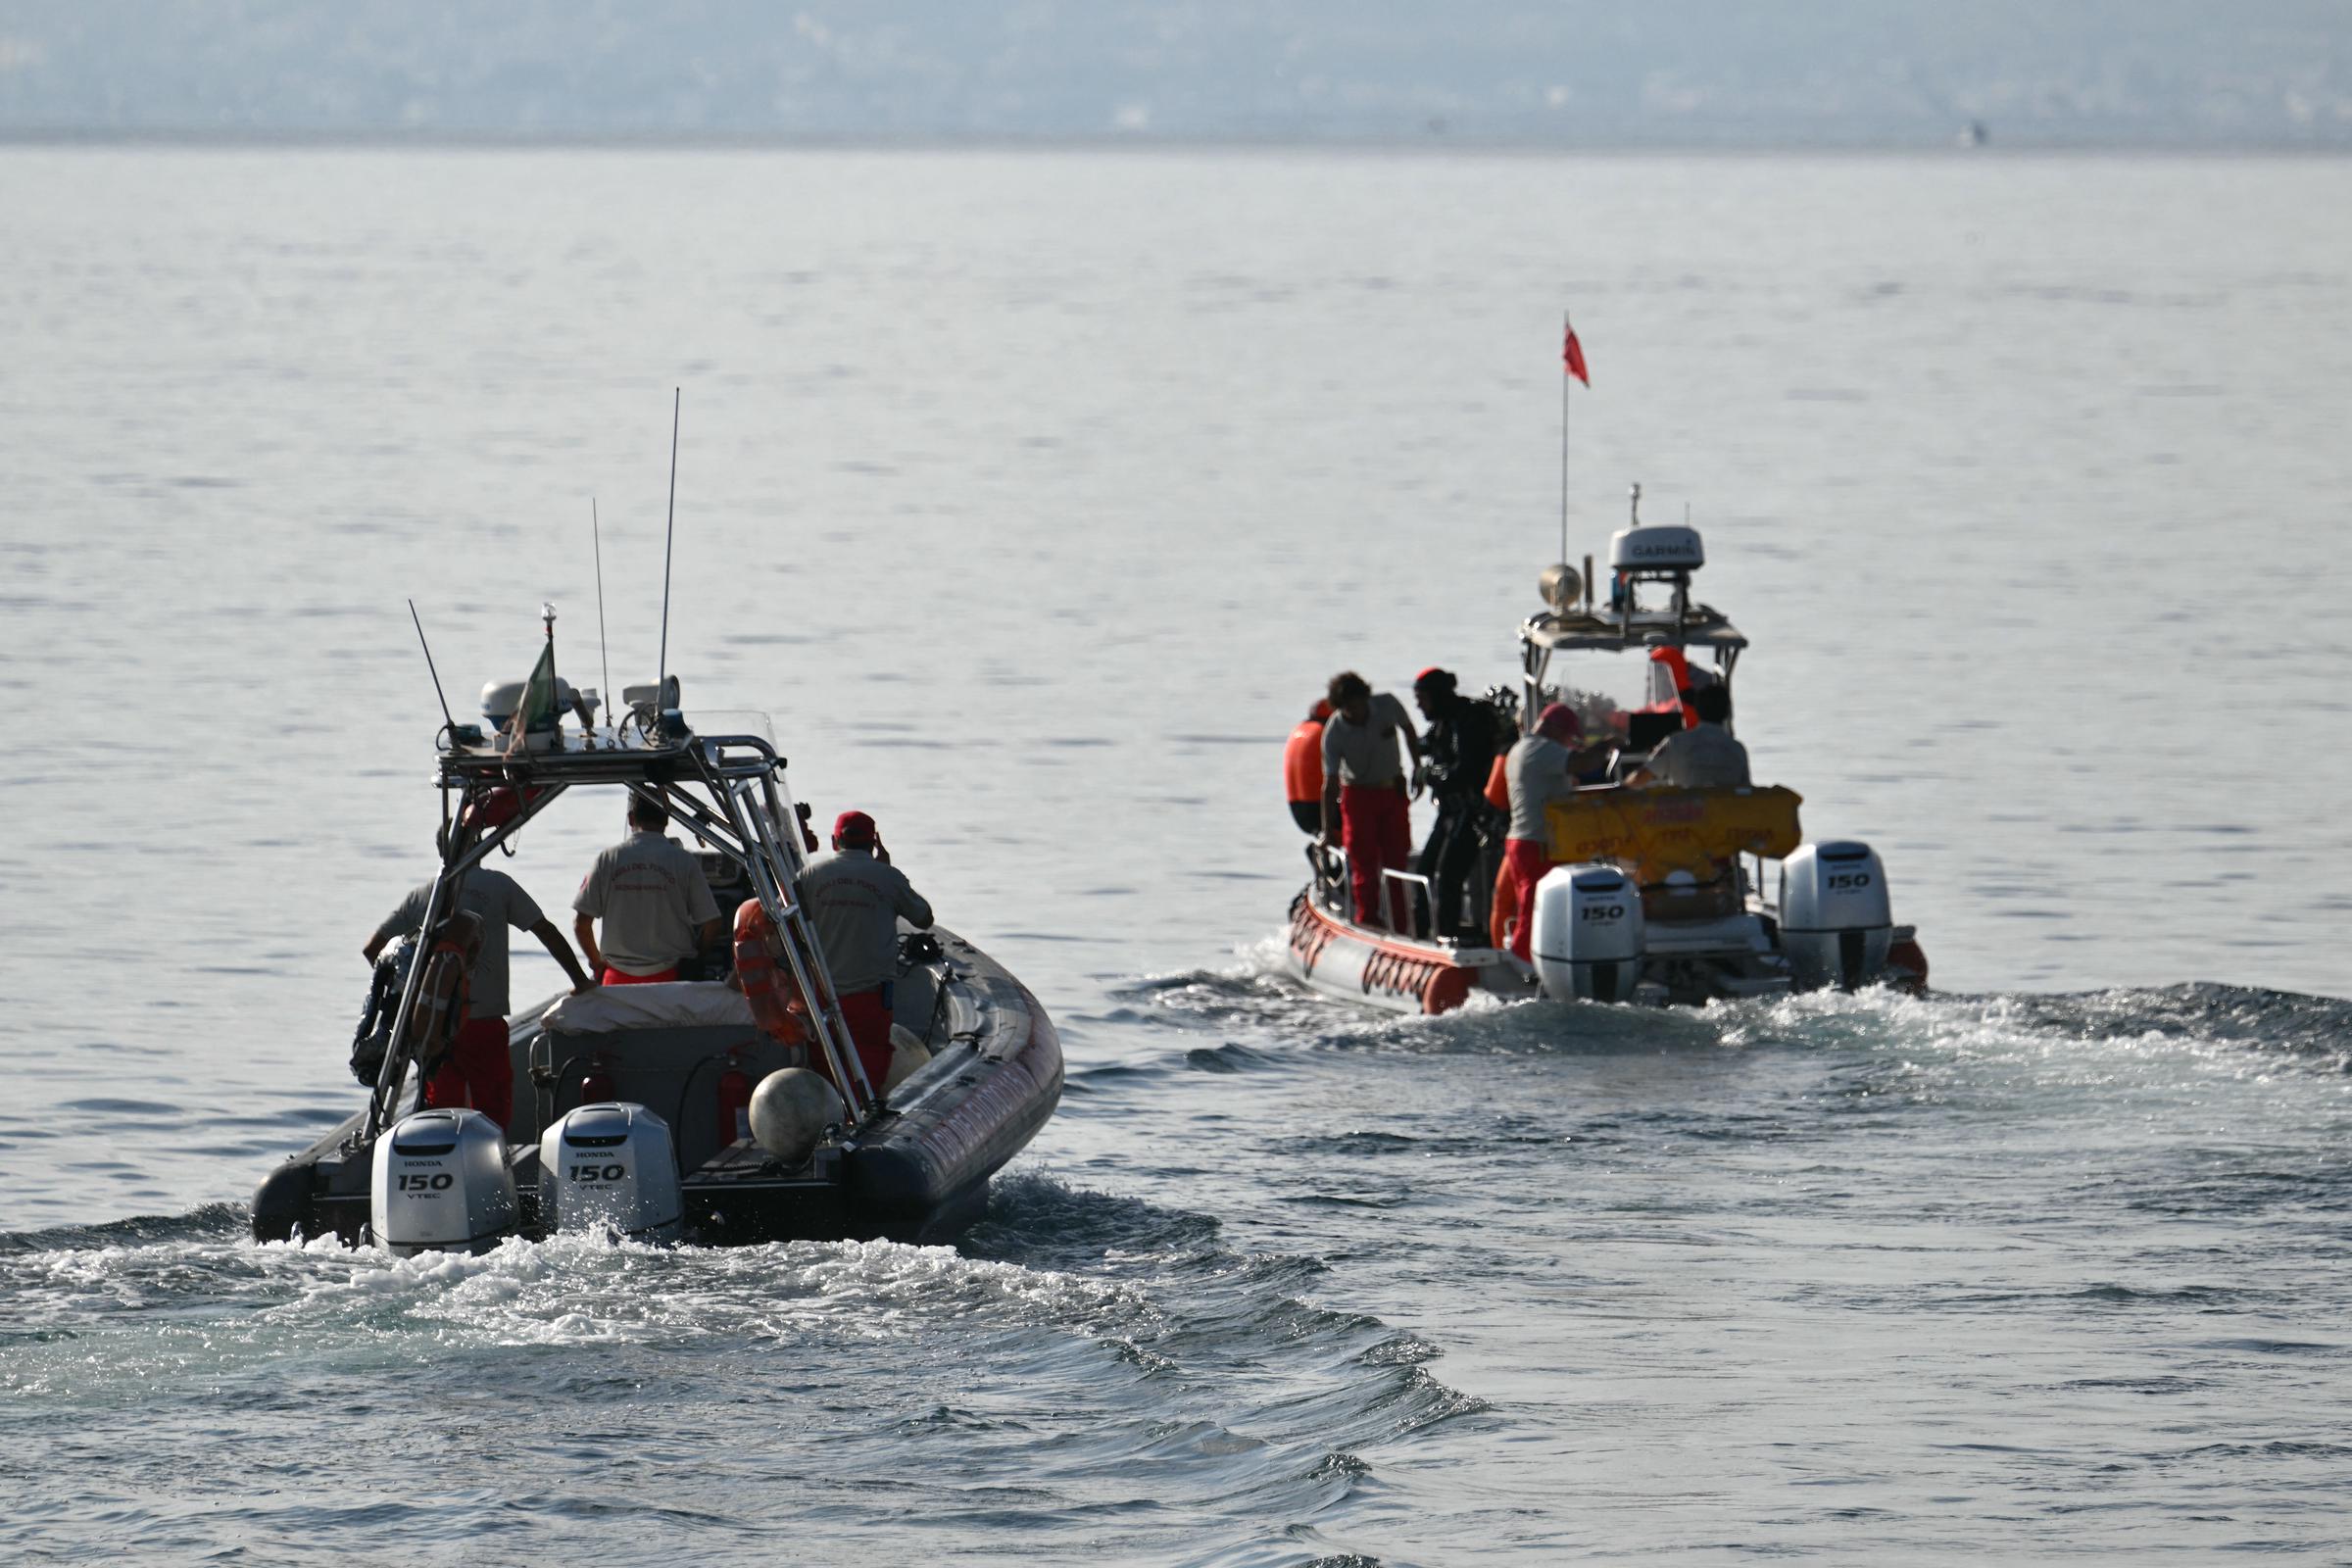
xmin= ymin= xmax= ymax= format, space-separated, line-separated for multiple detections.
xmin=1531 ymin=650 xmax=1669 ymax=737
xmin=686 ymin=710 xmax=777 ymax=747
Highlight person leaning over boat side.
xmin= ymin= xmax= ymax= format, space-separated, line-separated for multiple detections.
xmin=363 ymin=866 xmax=594 ymax=1127
xmin=572 ymin=793 xmax=724 ymax=985
xmin=1494 ymin=704 xmax=1615 ymax=960
xmin=1408 ymin=667 xmax=1502 ymax=941
xmin=801 ymin=809 xmax=934 ymax=1095
xmin=1318 ymin=670 xmax=1423 ymax=933
xmin=1628 ymin=683 xmax=1750 ymax=789
xmin=1284 ymin=699 xmax=1333 ymax=835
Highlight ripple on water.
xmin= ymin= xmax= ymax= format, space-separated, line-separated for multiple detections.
xmin=0 ymin=1175 xmax=1482 ymax=1564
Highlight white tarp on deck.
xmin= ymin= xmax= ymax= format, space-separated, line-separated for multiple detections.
xmin=540 ymin=981 xmax=757 ymax=1034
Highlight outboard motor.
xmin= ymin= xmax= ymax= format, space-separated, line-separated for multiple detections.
xmin=1531 ymin=863 xmax=1645 ymax=1004
xmin=538 ymin=1102 xmax=683 ymax=1244
xmin=1780 ymin=841 xmax=1893 ymax=991
xmin=370 ymin=1107 xmax=517 ymax=1256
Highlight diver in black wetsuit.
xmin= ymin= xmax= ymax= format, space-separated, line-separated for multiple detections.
xmin=1409 ymin=667 xmax=1503 ymax=942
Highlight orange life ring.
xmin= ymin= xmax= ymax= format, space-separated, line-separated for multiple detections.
xmin=1284 ymin=719 xmax=1325 ymax=806
xmin=733 ymin=899 xmax=810 ymax=1044
xmin=404 ymin=909 xmax=484 ymax=1068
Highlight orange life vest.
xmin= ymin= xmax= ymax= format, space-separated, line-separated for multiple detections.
xmin=1647 ymin=646 xmax=1699 ymax=729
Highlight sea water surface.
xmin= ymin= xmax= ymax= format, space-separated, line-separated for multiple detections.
xmin=1 ymin=147 xmax=2348 ymax=1563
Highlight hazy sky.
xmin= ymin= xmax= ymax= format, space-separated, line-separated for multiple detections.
xmin=2 ymin=1 xmax=2347 ymax=145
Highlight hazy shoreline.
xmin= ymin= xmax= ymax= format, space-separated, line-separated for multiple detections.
xmin=7 ymin=127 xmax=2352 ymax=157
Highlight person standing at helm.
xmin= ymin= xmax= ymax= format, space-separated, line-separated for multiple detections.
xmin=1409 ymin=667 xmax=1502 ymax=942
xmin=364 ymin=861 xmax=595 ymax=1128
xmin=801 ymin=810 xmax=935 ymax=1096
xmin=1283 ymin=700 xmax=1333 ymax=835
xmin=572 ymin=794 xmax=723 ymax=985
xmin=1629 ymin=684 xmax=1750 ymax=789
xmin=1494 ymin=704 xmax=1615 ymax=959
xmin=1318 ymin=670 xmax=1423 ymax=932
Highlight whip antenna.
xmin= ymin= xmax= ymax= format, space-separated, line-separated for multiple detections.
xmin=657 ymin=387 xmax=680 ymax=710
xmin=591 ymin=496 xmax=612 ymax=718
xmin=408 ymin=598 xmax=456 ymax=734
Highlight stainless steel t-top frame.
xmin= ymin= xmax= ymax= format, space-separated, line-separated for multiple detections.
xmin=360 ymin=724 xmax=870 ymax=1144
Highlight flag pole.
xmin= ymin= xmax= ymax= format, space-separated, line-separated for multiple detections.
xmin=1559 ymin=315 xmax=1571 ymax=564
xmin=1557 ymin=313 xmax=1590 ymax=564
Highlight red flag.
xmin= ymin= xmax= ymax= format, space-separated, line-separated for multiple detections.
xmin=1562 ymin=319 xmax=1590 ymax=387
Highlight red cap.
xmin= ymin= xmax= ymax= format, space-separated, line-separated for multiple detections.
xmin=1536 ymin=703 xmax=1583 ymax=741
xmin=1311 ymin=699 xmax=1334 ymax=721
xmin=832 ymin=809 xmax=877 ymax=848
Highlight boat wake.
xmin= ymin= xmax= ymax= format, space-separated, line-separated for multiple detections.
xmin=1124 ymin=942 xmax=2352 ymax=1079
xmin=0 ymin=1170 xmax=1486 ymax=1563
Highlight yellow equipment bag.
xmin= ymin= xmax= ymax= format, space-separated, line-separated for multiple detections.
xmin=1544 ymin=785 xmax=1804 ymax=883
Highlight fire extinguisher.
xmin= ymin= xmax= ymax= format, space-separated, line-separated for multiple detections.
xmin=577 ymin=1053 xmax=616 ymax=1107
xmin=715 ymin=1052 xmax=756 ymax=1147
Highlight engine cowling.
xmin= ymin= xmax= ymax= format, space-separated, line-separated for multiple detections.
xmin=370 ymin=1107 xmax=516 ymax=1256
xmin=537 ymin=1102 xmax=683 ymax=1244
xmin=1531 ymin=863 xmax=1645 ymax=1004
xmin=1780 ymin=841 xmax=1894 ymax=991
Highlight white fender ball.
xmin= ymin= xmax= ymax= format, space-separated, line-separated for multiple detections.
xmin=748 ymin=1067 xmax=844 ymax=1165
xmin=884 ymin=1024 xmax=932 ymax=1093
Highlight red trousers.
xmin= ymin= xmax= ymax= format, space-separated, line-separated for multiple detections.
xmin=423 ymin=1015 xmax=514 ymax=1129
xmin=1493 ymin=837 xmax=1556 ymax=961
xmin=833 ymin=987 xmax=896 ymax=1097
xmin=1340 ymin=783 xmax=1413 ymax=932
xmin=600 ymin=965 xmax=678 ymax=986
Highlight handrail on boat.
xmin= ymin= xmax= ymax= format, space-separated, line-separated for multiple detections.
xmin=360 ymin=717 xmax=879 ymax=1147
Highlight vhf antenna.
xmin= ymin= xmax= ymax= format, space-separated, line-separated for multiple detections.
xmin=656 ymin=387 xmax=680 ymax=715
xmin=408 ymin=598 xmax=457 ymax=734
xmin=591 ymin=496 xmax=612 ymax=720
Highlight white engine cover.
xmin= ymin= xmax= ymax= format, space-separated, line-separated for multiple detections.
xmin=371 ymin=1108 xmax=516 ymax=1256
xmin=1780 ymin=841 xmax=1894 ymax=991
xmin=1531 ymin=863 xmax=1645 ymax=1004
xmin=538 ymin=1102 xmax=683 ymax=1243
